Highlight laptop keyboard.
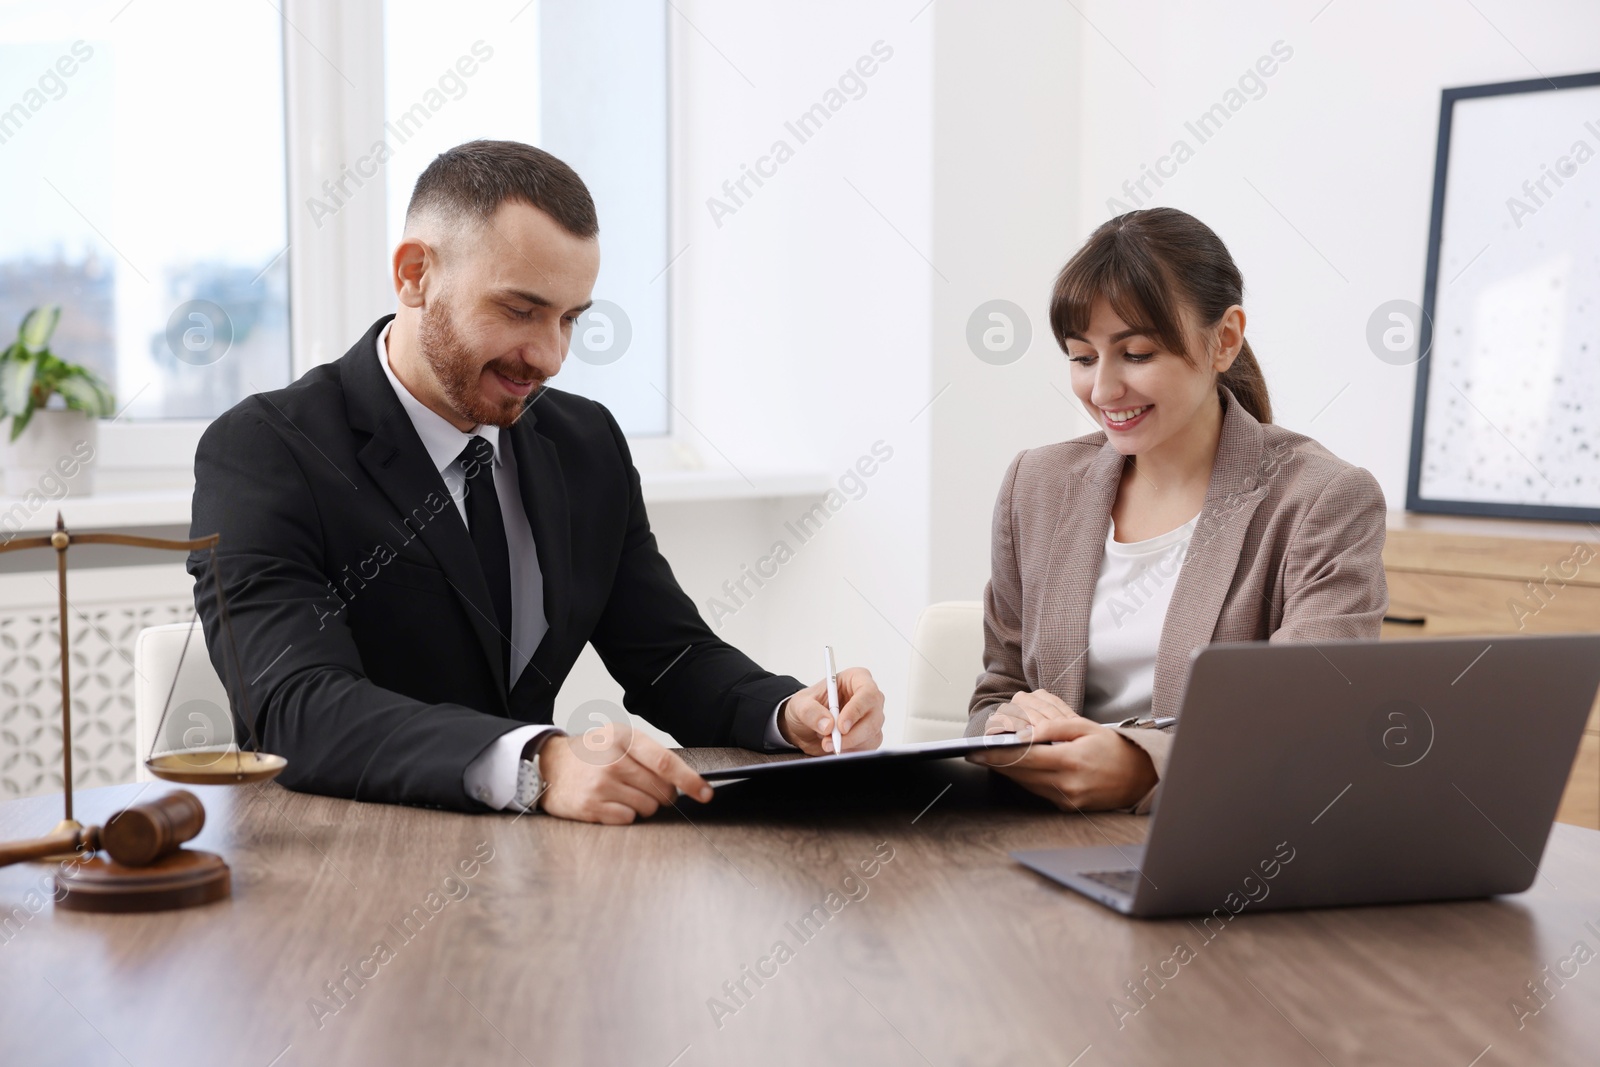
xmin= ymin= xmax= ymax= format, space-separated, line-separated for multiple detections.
xmin=1080 ymin=868 xmax=1141 ymax=895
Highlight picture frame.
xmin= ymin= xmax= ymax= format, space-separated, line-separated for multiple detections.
xmin=1406 ymin=70 xmax=1600 ymax=522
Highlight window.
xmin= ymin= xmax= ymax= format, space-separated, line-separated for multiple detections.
xmin=0 ymin=0 xmax=671 ymax=478
xmin=0 ymin=0 xmax=291 ymax=422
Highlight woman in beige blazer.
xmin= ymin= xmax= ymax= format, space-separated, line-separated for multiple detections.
xmin=965 ymin=207 xmax=1388 ymax=815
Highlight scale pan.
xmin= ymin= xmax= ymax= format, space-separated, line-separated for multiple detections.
xmin=145 ymin=750 xmax=287 ymax=785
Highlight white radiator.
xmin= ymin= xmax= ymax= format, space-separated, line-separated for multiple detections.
xmin=0 ymin=564 xmax=194 ymax=799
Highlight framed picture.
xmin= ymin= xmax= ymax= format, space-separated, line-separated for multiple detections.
xmin=1406 ymin=70 xmax=1600 ymax=522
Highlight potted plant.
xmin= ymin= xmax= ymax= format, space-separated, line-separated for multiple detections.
xmin=0 ymin=305 xmax=115 ymax=497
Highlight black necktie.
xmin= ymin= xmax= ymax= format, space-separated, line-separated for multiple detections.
xmin=457 ymin=435 xmax=512 ymax=680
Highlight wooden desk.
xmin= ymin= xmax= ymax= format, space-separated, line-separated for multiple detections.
xmin=4 ymin=756 xmax=1599 ymax=1067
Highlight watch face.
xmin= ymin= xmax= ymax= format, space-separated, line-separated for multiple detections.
xmin=514 ymin=758 xmax=543 ymax=809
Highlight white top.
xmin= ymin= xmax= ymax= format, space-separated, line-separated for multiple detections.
xmin=1080 ymin=511 xmax=1201 ymax=723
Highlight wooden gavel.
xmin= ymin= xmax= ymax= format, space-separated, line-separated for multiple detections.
xmin=0 ymin=790 xmax=206 ymax=868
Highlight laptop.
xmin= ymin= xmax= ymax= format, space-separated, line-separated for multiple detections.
xmin=1012 ymin=633 xmax=1600 ymax=917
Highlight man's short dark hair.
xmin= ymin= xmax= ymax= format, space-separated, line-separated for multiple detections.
xmin=406 ymin=139 xmax=598 ymax=238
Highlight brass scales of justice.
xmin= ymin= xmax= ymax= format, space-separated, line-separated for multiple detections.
xmin=0 ymin=515 xmax=286 ymax=911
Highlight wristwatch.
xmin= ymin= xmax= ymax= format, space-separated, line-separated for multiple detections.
xmin=510 ymin=734 xmax=555 ymax=813
xmin=1117 ymin=713 xmax=1178 ymax=730
xmin=510 ymin=757 xmax=545 ymax=813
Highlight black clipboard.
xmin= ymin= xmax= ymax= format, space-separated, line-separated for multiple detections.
xmin=701 ymin=732 xmax=1035 ymax=782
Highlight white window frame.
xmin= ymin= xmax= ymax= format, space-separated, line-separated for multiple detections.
xmin=98 ymin=0 xmax=694 ymax=486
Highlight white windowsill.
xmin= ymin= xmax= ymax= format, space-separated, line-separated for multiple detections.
xmin=641 ymin=468 xmax=837 ymax=503
xmin=0 ymin=468 xmax=835 ymax=534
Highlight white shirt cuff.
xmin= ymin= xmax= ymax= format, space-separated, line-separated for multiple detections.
xmin=463 ymin=725 xmax=560 ymax=809
xmin=765 ymin=695 xmax=801 ymax=751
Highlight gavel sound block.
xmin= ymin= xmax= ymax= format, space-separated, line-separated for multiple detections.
xmin=0 ymin=790 xmax=230 ymax=913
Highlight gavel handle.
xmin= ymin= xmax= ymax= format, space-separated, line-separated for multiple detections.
xmin=0 ymin=825 xmax=98 ymax=868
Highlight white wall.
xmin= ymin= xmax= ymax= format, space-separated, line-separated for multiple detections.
xmin=928 ymin=1 xmax=1085 ymax=604
xmin=927 ymin=0 xmax=1600 ymax=605
xmin=557 ymin=1 xmax=935 ymax=742
xmin=1071 ymin=0 xmax=1600 ymax=504
xmin=567 ymin=0 xmax=1600 ymax=743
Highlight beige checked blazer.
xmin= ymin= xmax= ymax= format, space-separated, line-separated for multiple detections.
xmin=965 ymin=384 xmax=1389 ymax=813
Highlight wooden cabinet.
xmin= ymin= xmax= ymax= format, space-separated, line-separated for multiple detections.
xmin=1382 ymin=512 xmax=1600 ymax=829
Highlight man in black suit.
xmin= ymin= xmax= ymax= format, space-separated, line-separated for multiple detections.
xmin=188 ymin=140 xmax=883 ymax=823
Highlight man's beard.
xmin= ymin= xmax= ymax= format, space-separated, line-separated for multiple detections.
xmin=417 ymin=296 xmax=541 ymax=428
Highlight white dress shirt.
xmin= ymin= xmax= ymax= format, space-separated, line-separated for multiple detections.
xmin=1081 ymin=511 xmax=1200 ymax=723
xmin=374 ymin=323 xmax=794 ymax=811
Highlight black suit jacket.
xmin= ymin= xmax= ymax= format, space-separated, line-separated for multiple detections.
xmin=187 ymin=315 xmax=802 ymax=810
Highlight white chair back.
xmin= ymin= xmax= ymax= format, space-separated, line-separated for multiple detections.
xmin=902 ymin=601 xmax=985 ymax=743
xmin=133 ymin=622 xmax=234 ymax=782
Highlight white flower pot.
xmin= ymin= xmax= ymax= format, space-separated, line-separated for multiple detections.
xmin=4 ymin=409 xmax=99 ymax=499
